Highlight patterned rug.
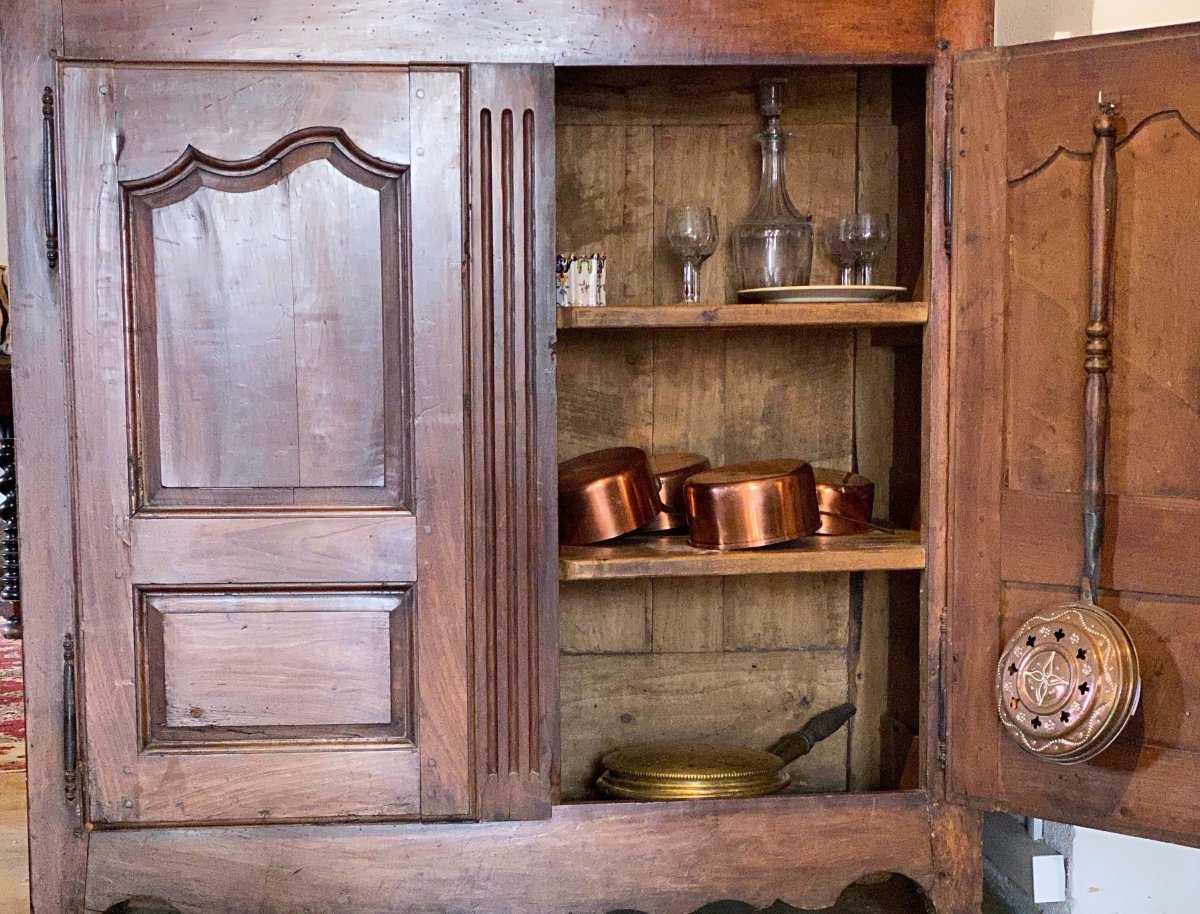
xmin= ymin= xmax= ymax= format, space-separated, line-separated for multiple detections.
xmin=0 ymin=639 xmax=24 ymax=772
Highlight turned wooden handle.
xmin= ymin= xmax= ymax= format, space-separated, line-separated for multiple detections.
xmin=767 ymin=702 xmax=857 ymax=765
xmin=1081 ymin=102 xmax=1117 ymax=604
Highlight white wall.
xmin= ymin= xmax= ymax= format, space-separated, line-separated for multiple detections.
xmin=1092 ymin=0 xmax=1200 ymax=33
xmin=993 ymin=2 xmax=1200 ymax=912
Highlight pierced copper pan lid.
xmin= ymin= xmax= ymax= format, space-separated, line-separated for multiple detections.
xmin=643 ymin=452 xmax=711 ymax=533
xmin=813 ymin=468 xmax=875 ymax=535
xmin=683 ymin=459 xmax=820 ymax=550
xmin=558 ymin=447 xmax=661 ymax=546
xmin=997 ymin=602 xmax=1140 ymax=764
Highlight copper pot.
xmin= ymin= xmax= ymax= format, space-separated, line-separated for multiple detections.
xmin=683 ymin=459 xmax=820 ymax=550
xmin=813 ymin=468 xmax=875 ymax=535
xmin=643 ymin=452 xmax=711 ymax=533
xmin=558 ymin=447 xmax=661 ymax=546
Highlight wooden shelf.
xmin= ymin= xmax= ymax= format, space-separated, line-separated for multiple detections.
xmin=559 ymin=531 xmax=925 ymax=581
xmin=556 ymin=301 xmax=929 ymax=330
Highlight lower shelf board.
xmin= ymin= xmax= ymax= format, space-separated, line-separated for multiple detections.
xmin=558 ymin=531 xmax=925 ymax=581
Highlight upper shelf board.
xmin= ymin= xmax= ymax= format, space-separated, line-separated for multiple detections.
xmin=559 ymin=531 xmax=925 ymax=582
xmin=556 ymin=301 xmax=930 ymax=330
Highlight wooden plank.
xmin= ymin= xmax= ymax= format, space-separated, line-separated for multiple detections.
xmin=290 ymin=157 xmax=389 ymax=488
xmin=84 ymin=792 xmax=944 ymax=914
xmin=130 ymin=515 xmax=417 ymax=584
xmin=559 ymin=579 xmax=651 ymax=655
xmin=151 ymin=182 xmax=301 ymax=489
xmin=557 ymin=300 xmax=929 ymax=329
xmin=1001 ymin=25 xmax=1200 ymax=181
xmin=554 ymin=124 xmax=654 ymax=305
xmin=60 ymin=0 xmax=940 ymax=66
xmin=556 ymin=329 xmax=654 ymax=460
xmin=560 ymin=650 xmax=850 ymax=800
xmin=557 ymin=67 xmax=860 ymax=127
xmin=848 ymin=571 xmax=891 ymax=790
xmin=150 ymin=593 xmax=401 ymax=729
xmin=651 ymin=577 xmax=724 ymax=653
xmin=113 ymin=69 xmax=413 ymax=180
xmin=943 ymin=52 xmax=1008 ymax=804
xmin=724 ymin=328 xmax=854 ymax=466
xmin=2 ymin=0 xmax=91 ymax=907
xmin=559 ymin=532 xmax=926 ymax=581
xmin=652 ymin=125 xmax=750 ymax=306
xmin=1006 ymin=110 xmax=1200 ymax=501
xmin=410 ymin=68 xmax=471 ymax=819
xmin=1002 ymin=491 xmax=1200 ymax=600
xmin=467 ymin=65 xmax=560 ymax=821
xmin=723 ymin=573 xmax=851 ymax=651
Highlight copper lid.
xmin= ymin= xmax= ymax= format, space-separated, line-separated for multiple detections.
xmin=643 ymin=452 xmax=711 ymax=533
xmin=558 ymin=447 xmax=661 ymax=546
xmin=597 ymin=742 xmax=790 ymax=800
xmin=683 ymin=459 xmax=820 ymax=550
xmin=813 ymin=468 xmax=875 ymax=535
xmin=997 ymin=602 xmax=1140 ymax=764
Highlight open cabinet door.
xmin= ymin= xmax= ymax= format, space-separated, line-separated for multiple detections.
xmin=947 ymin=23 xmax=1200 ymax=846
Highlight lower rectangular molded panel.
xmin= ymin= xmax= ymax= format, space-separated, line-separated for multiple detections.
xmin=139 ymin=589 xmax=413 ymax=747
xmin=83 ymin=792 xmax=960 ymax=914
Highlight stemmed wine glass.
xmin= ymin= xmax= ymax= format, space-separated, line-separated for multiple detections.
xmin=666 ymin=205 xmax=719 ymax=303
xmin=822 ymin=220 xmax=858 ymax=286
xmin=839 ymin=213 xmax=891 ymax=285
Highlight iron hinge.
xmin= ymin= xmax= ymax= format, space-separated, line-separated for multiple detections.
xmin=63 ymin=633 xmax=79 ymax=801
xmin=943 ymin=80 xmax=954 ymax=258
xmin=937 ymin=612 xmax=949 ymax=772
xmin=42 ymin=86 xmax=60 ymax=270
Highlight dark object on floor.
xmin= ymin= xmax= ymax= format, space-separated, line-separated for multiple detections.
xmin=607 ymin=874 xmax=931 ymax=914
xmin=102 ymin=898 xmax=181 ymax=914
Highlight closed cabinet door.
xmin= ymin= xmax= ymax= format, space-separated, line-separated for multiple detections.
xmin=61 ymin=65 xmax=470 ymax=824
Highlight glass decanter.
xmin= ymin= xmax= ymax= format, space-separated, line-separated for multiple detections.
xmin=732 ymin=78 xmax=814 ymax=292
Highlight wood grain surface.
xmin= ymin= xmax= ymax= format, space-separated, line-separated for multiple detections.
xmin=61 ymin=63 xmax=470 ymax=826
xmin=2 ymin=0 xmax=91 ymax=909
xmin=557 ymin=301 xmax=928 ymax=329
xmin=61 ymin=0 xmax=941 ymax=66
xmin=84 ymin=792 xmax=950 ymax=914
xmin=560 ymin=533 xmax=925 ymax=580
xmin=948 ymin=25 xmax=1200 ymax=847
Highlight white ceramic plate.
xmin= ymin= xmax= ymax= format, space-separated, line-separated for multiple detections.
xmin=736 ymin=285 xmax=907 ymax=304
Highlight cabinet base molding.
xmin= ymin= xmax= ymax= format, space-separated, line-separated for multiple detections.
xmin=83 ymin=793 xmax=980 ymax=914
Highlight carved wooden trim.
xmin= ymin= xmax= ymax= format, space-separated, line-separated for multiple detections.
xmin=468 ymin=65 xmax=558 ymax=820
xmin=122 ymin=127 xmax=412 ymax=511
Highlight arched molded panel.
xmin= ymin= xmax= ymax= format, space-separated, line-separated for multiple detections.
xmin=124 ymin=128 xmax=411 ymax=509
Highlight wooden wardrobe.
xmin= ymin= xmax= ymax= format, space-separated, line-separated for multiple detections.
xmin=5 ymin=2 xmax=1200 ymax=910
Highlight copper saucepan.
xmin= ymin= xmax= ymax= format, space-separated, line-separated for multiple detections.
xmin=643 ymin=451 xmax=711 ymax=533
xmin=813 ymin=468 xmax=875 ymax=535
xmin=683 ymin=459 xmax=820 ymax=550
xmin=558 ymin=447 xmax=661 ymax=546
xmin=596 ymin=703 xmax=857 ymax=801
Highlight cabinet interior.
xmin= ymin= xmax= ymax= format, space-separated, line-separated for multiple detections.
xmin=554 ymin=65 xmax=930 ymax=802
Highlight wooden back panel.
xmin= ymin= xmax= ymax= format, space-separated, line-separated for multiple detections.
xmin=62 ymin=65 xmax=471 ymax=825
xmin=948 ymin=25 xmax=1200 ymax=847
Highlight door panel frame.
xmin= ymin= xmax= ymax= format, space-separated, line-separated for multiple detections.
xmin=61 ymin=62 xmax=471 ymax=826
xmin=948 ymin=24 xmax=1200 ymax=848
